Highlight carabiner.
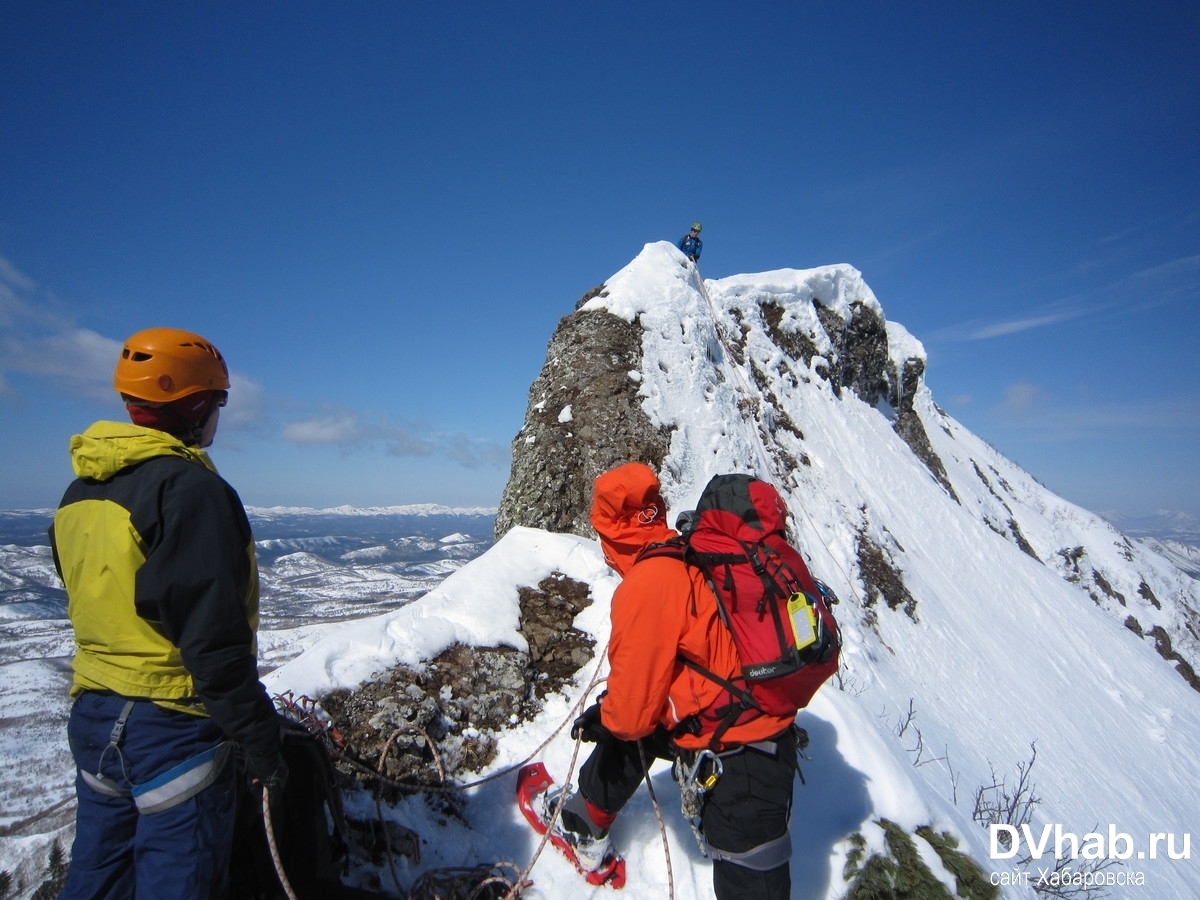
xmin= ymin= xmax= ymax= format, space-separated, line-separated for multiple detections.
xmin=687 ymin=749 xmax=723 ymax=793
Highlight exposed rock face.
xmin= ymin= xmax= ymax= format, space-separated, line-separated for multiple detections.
xmin=783 ymin=298 xmax=953 ymax=500
xmin=494 ymin=301 xmax=673 ymax=540
xmin=887 ymin=355 xmax=958 ymax=501
xmin=815 ymin=300 xmax=890 ymax=402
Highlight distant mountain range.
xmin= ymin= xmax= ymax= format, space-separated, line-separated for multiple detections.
xmin=0 ymin=506 xmax=495 ymax=547
xmin=0 ymin=506 xmax=497 ymax=672
xmin=1098 ymin=509 xmax=1200 ymax=545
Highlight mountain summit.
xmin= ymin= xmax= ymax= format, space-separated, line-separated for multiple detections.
xmin=498 ymin=241 xmax=948 ymax=539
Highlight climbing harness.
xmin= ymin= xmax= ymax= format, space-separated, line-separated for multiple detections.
xmin=133 ymin=741 xmax=233 ymax=814
xmin=78 ymin=699 xmax=134 ymax=799
xmin=670 ymin=731 xmax=808 ymax=870
xmin=707 ymin=830 xmax=794 ymax=872
xmin=78 ymin=698 xmax=233 ymax=814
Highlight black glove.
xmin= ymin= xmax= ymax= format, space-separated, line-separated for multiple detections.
xmin=794 ymin=725 xmax=810 ymax=752
xmin=571 ymin=701 xmax=612 ymax=743
xmin=245 ymin=752 xmax=289 ymax=815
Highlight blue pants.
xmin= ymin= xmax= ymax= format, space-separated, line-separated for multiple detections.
xmin=61 ymin=691 xmax=237 ymax=900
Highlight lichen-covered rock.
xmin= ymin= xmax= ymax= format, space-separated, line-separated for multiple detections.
xmin=318 ymin=574 xmax=597 ymax=789
xmin=494 ymin=301 xmax=672 ymax=540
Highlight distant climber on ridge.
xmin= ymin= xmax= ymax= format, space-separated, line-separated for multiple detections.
xmin=678 ymin=221 xmax=703 ymax=263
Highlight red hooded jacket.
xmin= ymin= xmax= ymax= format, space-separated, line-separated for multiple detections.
xmin=590 ymin=463 xmax=795 ymax=751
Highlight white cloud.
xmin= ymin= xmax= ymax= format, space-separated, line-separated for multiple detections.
xmin=279 ymin=411 xmax=438 ymax=456
xmin=283 ymin=413 xmax=369 ymax=445
xmin=0 ymin=257 xmax=120 ymax=400
xmin=967 ymin=310 xmax=1081 ymax=339
xmin=998 ymin=382 xmax=1043 ymax=419
xmin=280 ymin=407 xmax=508 ymax=469
xmin=220 ymin=374 xmax=267 ymax=430
xmin=943 ymin=253 xmax=1200 ymax=344
xmin=2 ymin=255 xmax=508 ymax=472
xmin=991 ymin=382 xmax=1199 ymax=441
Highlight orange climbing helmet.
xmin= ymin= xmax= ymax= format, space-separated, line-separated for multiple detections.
xmin=113 ymin=327 xmax=230 ymax=403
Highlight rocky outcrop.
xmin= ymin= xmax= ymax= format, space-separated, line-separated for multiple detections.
xmin=758 ymin=294 xmax=952 ymax=499
xmin=815 ymin=300 xmax=890 ymax=403
xmin=494 ymin=300 xmax=673 ymax=540
xmin=887 ymin=355 xmax=958 ymax=501
xmin=803 ymin=300 xmax=954 ymax=500
xmin=319 ymin=573 xmax=598 ymax=786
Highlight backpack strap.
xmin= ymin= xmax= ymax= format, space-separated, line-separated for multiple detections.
xmin=637 ymin=537 xmax=769 ymax=749
xmin=635 ymin=536 xmax=687 ymax=564
xmin=676 ymin=656 xmax=765 ymax=749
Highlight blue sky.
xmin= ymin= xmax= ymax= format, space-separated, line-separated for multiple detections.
xmin=2 ymin=2 xmax=1197 ymax=521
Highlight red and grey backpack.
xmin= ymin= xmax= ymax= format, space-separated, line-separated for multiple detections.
xmin=638 ymin=473 xmax=840 ymax=747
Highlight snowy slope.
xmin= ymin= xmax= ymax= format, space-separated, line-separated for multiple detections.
xmin=262 ymin=244 xmax=1199 ymax=898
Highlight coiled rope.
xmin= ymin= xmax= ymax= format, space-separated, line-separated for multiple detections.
xmin=275 ymin=641 xmax=614 ymax=898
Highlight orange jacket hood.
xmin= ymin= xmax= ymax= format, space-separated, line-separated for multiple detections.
xmin=589 ymin=462 xmax=674 ymax=575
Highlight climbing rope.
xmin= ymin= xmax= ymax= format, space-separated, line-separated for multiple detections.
xmin=261 ymin=786 xmax=301 ymax=900
xmin=500 ymin=650 xmax=611 ymax=898
xmin=691 ymin=264 xmax=778 ymax=483
xmin=691 ymin=263 xmax=859 ymax=606
xmin=500 ymin=714 xmax=590 ymax=900
xmin=637 ymin=739 xmax=674 ymax=900
xmin=271 ymin=641 xmax=612 ymax=898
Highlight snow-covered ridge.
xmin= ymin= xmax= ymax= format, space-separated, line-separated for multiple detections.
xmin=485 ymin=241 xmax=1200 ymax=897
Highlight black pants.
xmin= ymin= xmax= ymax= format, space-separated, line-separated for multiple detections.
xmin=578 ymin=726 xmax=798 ymax=900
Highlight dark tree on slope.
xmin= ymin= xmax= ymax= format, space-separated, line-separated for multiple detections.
xmin=29 ymin=840 xmax=66 ymax=900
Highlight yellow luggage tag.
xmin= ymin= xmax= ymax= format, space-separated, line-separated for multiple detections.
xmin=787 ymin=592 xmax=820 ymax=651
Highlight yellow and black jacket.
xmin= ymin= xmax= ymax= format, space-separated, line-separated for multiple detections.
xmin=50 ymin=421 xmax=279 ymax=764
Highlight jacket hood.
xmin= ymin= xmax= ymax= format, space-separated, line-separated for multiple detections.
xmin=68 ymin=421 xmax=216 ymax=481
xmin=589 ymin=462 xmax=674 ymax=575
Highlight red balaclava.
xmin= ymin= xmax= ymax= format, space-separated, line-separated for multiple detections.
xmin=125 ymin=390 xmax=219 ymax=442
xmin=589 ymin=462 xmax=674 ymax=575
